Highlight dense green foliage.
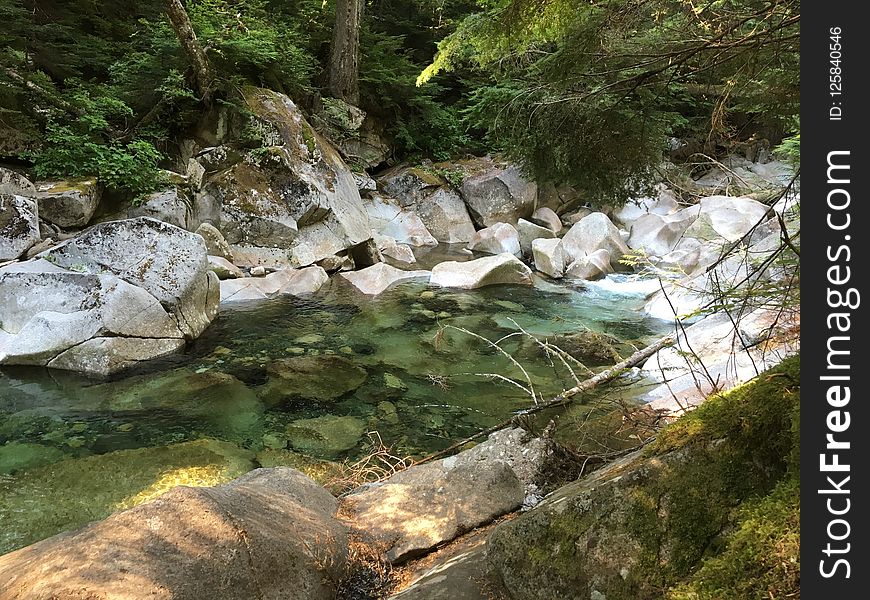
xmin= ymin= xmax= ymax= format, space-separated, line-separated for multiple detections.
xmin=0 ymin=0 xmax=483 ymax=193
xmin=422 ymin=0 xmax=800 ymax=204
xmin=2 ymin=0 xmax=799 ymax=203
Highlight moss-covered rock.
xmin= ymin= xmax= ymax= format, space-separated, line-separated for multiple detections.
xmin=486 ymin=355 xmax=800 ymax=600
xmin=258 ymin=355 xmax=368 ymax=405
xmin=0 ymin=439 xmax=255 ymax=555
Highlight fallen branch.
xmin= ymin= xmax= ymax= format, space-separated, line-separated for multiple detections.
xmin=411 ymin=333 xmax=675 ymax=466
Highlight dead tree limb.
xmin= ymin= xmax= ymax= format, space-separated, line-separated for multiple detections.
xmin=412 ymin=333 xmax=675 ymax=466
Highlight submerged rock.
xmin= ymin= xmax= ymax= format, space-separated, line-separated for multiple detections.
xmin=0 ymin=467 xmax=348 ymax=600
xmin=0 ymin=442 xmax=65 ymax=475
xmin=0 ymin=439 xmax=255 ymax=555
xmin=287 ymin=415 xmax=366 ymax=458
xmin=259 ymin=355 xmax=368 ymax=405
xmin=430 ymin=253 xmax=533 ymax=289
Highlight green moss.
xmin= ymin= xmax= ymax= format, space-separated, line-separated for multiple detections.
xmin=301 ymin=122 xmax=317 ymax=158
xmin=40 ymin=178 xmax=96 ymax=195
xmin=0 ymin=439 xmax=254 ymax=555
xmin=669 ymin=477 xmax=800 ymax=600
xmin=487 ymin=356 xmax=801 ymax=600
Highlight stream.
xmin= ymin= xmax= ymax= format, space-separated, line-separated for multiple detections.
xmin=0 ymin=249 xmax=670 ymax=555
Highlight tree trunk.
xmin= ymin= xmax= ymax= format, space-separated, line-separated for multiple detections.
xmin=163 ymin=0 xmax=213 ymax=106
xmin=328 ymin=0 xmax=363 ymax=105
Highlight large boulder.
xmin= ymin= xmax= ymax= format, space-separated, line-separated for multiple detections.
xmin=194 ymin=88 xmax=373 ymax=266
xmin=33 ymin=179 xmax=101 ymax=229
xmin=560 ymin=212 xmax=630 ymax=270
xmin=0 ymin=167 xmax=35 ymax=196
xmin=342 ymin=459 xmax=523 ymax=564
xmin=0 ymin=194 xmax=40 ymax=261
xmin=0 ymin=218 xmax=219 ymax=376
xmin=129 ymin=187 xmax=192 ymax=229
xmin=430 ymin=253 xmax=533 ymax=289
xmin=528 ymin=206 xmax=562 ymax=233
xmin=219 ymin=266 xmax=328 ymax=302
xmin=339 ymin=263 xmax=431 ymax=295
xmin=196 ymin=222 xmax=234 ymax=260
xmin=376 ymin=167 xmax=477 ymax=243
xmin=565 ymin=248 xmax=613 ymax=281
xmin=0 ymin=468 xmax=348 ymax=600
xmin=39 ymin=217 xmax=219 ymax=339
xmin=614 ymin=185 xmax=681 ymax=226
xmin=458 ymin=158 xmax=537 ymax=227
xmin=364 ymin=194 xmax=437 ymax=247
xmin=515 ymin=218 xmax=555 ymax=256
xmin=531 ymin=238 xmax=566 ymax=279
xmin=467 ymin=222 xmax=522 ymax=257
xmin=626 ymin=208 xmax=699 ymax=257
xmin=683 ymin=195 xmax=772 ymax=243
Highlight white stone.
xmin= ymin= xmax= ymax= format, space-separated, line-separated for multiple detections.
xmin=515 ymin=218 xmax=555 ymax=256
xmin=531 ymin=238 xmax=565 ymax=279
xmin=339 ymin=263 xmax=431 ymax=295
xmin=430 ymin=253 xmax=533 ymax=289
xmin=467 ymin=222 xmax=522 ymax=257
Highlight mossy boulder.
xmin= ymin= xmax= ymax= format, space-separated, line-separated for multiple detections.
xmin=0 ymin=439 xmax=255 ymax=555
xmin=486 ymin=356 xmax=800 ymax=600
xmin=192 ymin=88 xmax=373 ymax=266
xmin=258 ymin=355 xmax=368 ymax=405
xmin=286 ymin=415 xmax=366 ymax=459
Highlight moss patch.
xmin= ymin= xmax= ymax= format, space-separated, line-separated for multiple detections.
xmin=0 ymin=439 xmax=254 ymax=555
xmin=486 ymin=355 xmax=801 ymax=600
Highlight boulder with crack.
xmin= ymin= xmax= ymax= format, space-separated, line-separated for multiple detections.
xmin=0 ymin=217 xmax=219 ymax=376
xmin=193 ymin=87 xmax=374 ymax=267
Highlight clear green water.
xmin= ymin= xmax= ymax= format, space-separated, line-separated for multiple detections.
xmin=0 ymin=263 xmax=668 ymax=554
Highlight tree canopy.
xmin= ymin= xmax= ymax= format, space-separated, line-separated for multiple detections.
xmin=0 ymin=0 xmax=799 ymax=203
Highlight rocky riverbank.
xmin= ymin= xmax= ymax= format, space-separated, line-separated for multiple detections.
xmin=2 ymin=85 xmax=798 ymax=382
xmin=1 ymin=85 xmax=800 ymax=599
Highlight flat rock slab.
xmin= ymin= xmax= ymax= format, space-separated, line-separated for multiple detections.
xmin=388 ymin=528 xmax=508 ymax=600
xmin=339 ymin=263 xmax=431 ymax=295
xmin=341 ymin=458 xmax=524 ymax=564
xmin=430 ymin=253 xmax=532 ymax=289
xmin=0 ymin=467 xmax=348 ymax=600
xmin=220 ymin=266 xmax=328 ymax=302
